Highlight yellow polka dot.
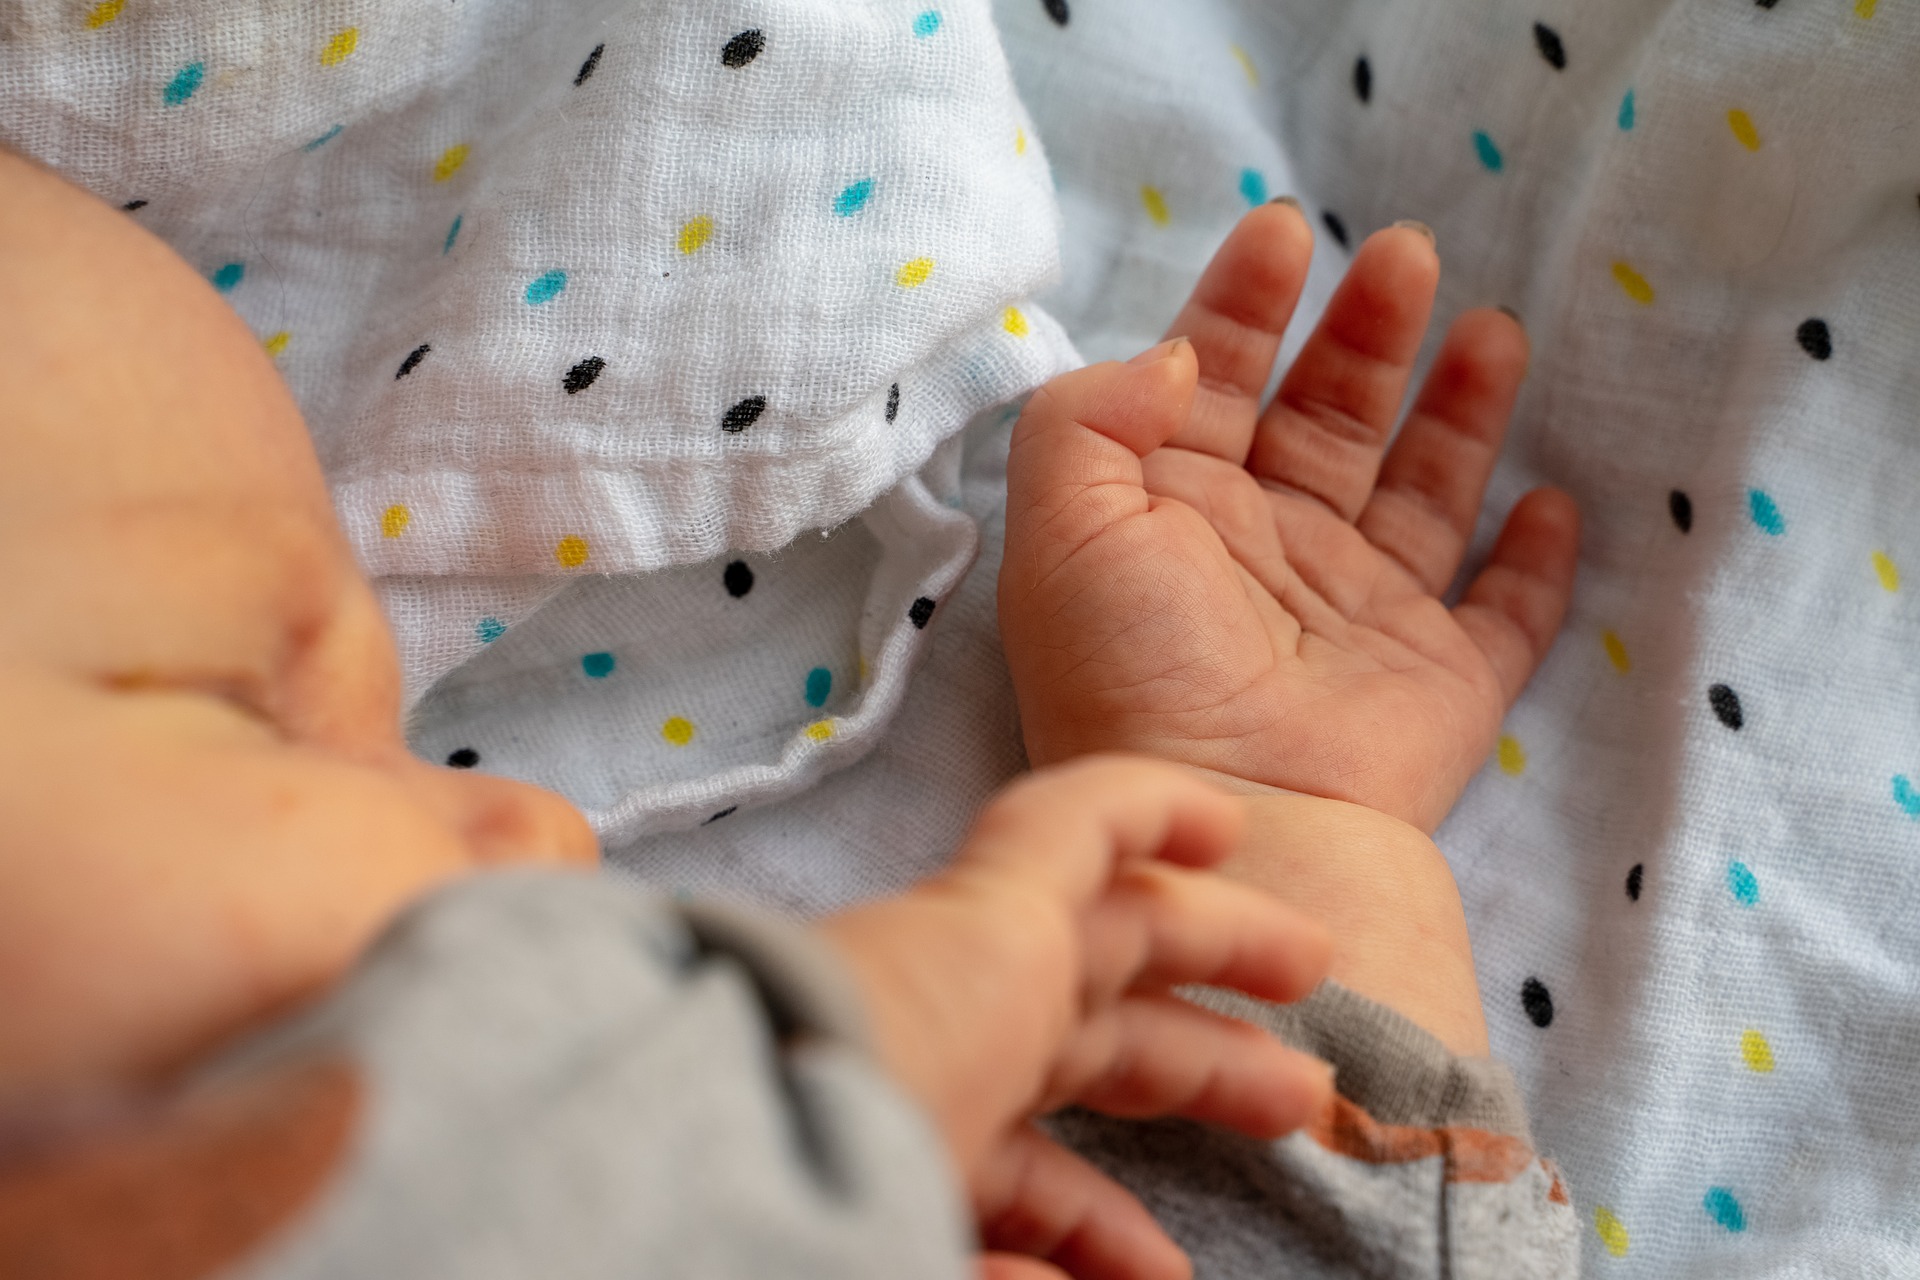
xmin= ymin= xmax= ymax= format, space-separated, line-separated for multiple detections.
xmin=554 ymin=535 xmax=590 ymax=568
xmin=1593 ymin=1205 xmax=1630 ymax=1257
xmin=1873 ymin=551 xmax=1900 ymax=592
xmin=1602 ymin=629 xmax=1632 ymax=674
xmin=262 ymin=330 xmax=291 ymax=358
xmin=1015 ymin=127 xmax=1028 ymax=156
xmin=380 ymin=504 xmax=410 ymax=539
xmin=1612 ymin=261 xmax=1655 ymax=306
xmin=1855 ymin=0 xmax=1878 ymax=17
xmin=805 ymin=719 xmax=835 ymax=742
xmin=319 ymin=27 xmax=359 ymax=67
xmin=1727 ymin=108 xmax=1761 ymax=152
xmin=1741 ymin=1028 xmax=1776 ymax=1074
xmin=432 ymin=144 xmax=469 ymax=183
xmin=1497 ymin=735 xmax=1527 ymax=776
xmin=661 ymin=716 xmax=695 ymax=746
xmin=1230 ymin=44 xmax=1259 ymax=87
xmin=858 ymin=655 xmax=870 ymax=683
xmin=85 ymin=0 xmax=125 ymax=28
xmin=1141 ymin=185 xmax=1171 ymax=227
xmin=1003 ymin=307 xmax=1031 ymax=339
xmin=896 ymin=257 xmax=934 ymax=288
xmin=678 ymin=216 xmax=714 ymax=256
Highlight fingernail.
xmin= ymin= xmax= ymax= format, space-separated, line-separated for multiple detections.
xmin=1393 ymin=218 xmax=1436 ymax=247
xmin=1496 ymin=303 xmax=1524 ymax=326
xmin=1128 ymin=336 xmax=1190 ymax=366
xmin=1269 ymin=194 xmax=1303 ymax=211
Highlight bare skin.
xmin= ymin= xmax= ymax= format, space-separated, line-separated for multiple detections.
xmin=0 ymin=147 xmax=600 ymax=1100
xmin=0 ymin=151 xmax=1342 ymax=1280
xmin=1000 ymin=204 xmax=1580 ymax=1055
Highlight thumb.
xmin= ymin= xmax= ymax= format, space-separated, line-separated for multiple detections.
xmin=1003 ymin=340 xmax=1198 ymax=592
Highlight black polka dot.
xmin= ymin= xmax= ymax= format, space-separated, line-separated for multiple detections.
xmin=1709 ymin=683 xmax=1744 ymax=731
xmin=446 ymin=747 xmax=480 ymax=769
xmin=1796 ymin=317 xmax=1832 ymax=361
xmin=703 ymin=805 xmax=738 ymax=825
xmin=1042 ymin=0 xmax=1070 ymax=26
xmin=722 ymin=29 xmax=765 ymax=68
xmin=886 ymin=382 xmax=901 ymax=424
xmin=121 ymin=199 xmax=148 ymax=212
xmin=574 ymin=42 xmax=604 ymax=86
xmin=1353 ymin=55 xmax=1372 ymax=103
xmin=1669 ymin=489 xmax=1693 ymax=534
xmin=723 ymin=560 xmax=755 ymax=598
xmin=909 ymin=596 xmax=936 ymax=629
xmin=396 ymin=343 xmax=431 ymax=379
xmin=1533 ymin=22 xmax=1567 ymax=70
xmin=722 ymin=395 xmax=768 ymax=434
xmin=1321 ymin=210 xmax=1349 ymax=248
xmin=1521 ymin=977 xmax=1554 ymax=1028
xmin=1626 ymin=863 xmax=1644 ymax=901
xmin=1755 ymin=0 xmax=1779 ymax=8
xmin=563 ymin=356 xmax=606 ymax=395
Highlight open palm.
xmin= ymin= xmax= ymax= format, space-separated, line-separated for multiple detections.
xmin=999 ymin=207 xmax=1579 ymax=833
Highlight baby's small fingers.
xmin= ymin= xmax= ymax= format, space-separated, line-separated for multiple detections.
xmin=1080 ymin=863 xmax=1330 ymax=1010
xmin=1050 ymin=996 xmax=1333 ymax=1139
xmin=1453 ymin=488 xmax=1581 ymax=704
xmin=1158 ymin=200 xmax=1315 ymax=464
xmin=1357 ymin=308 xmax=1530 ymax=595
xmin=974 ymin=1126 xmax=1192 ymax=1280
xmin=958 ymin=758 xmax=1243 ymax=906
xmin=1250 ymin=224 xmax=1440 ymax=520
xmin=1003 ymin=344 xmax=1199 ymax=591
xmin=979 ymin=1254 xmax=1072 ymax=1280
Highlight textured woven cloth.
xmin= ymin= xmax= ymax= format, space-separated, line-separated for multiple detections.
xmin=0 ymin=0 xmax=1078 ymax=841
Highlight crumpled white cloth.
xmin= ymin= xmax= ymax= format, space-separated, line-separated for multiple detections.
xmin=0 ymin=0 xmax=1077 ymax=838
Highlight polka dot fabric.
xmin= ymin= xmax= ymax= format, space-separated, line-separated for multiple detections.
xmin=402 ymin=461 xmax=980 ymax=842
xmin=1244 ymin=1 xmax=1920 ymax=1274
xmin=0 ymin=0 xmax=1073 ymax=578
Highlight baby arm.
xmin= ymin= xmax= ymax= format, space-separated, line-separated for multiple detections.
xmin=999 ymin=203 xmax=1580 ymax=1049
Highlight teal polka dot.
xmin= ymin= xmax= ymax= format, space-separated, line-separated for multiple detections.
xmin=1728 ymin=860 xmax=1760 ymax=908
xmin=834 ymin=179 xmax=875 ymax=217
xmin=913 ymin=10 xmax=942 ymax=37
xmin=525 ymin=270 xmax=568 ymax=305
xmin=210 ymin=262 xmax=244 ymax=292
xmin=1473 ymin=130 xmax=1504 ymax=173
xmin=1618 ymin=89 xmax=1636 ymax=131
xmin=1239 ymin=167 xmax=1268 ymax=206
xmin=582 ymin=652 xmax=615 ymax=679
xmin=805 ymin=666 xmax=832 ymax=708
xmin=1748 ymin=488 xmax=1786 ymax=536
xmin=444 ymin=214 xmax=463 ymax=254
xmin=164 ymin=62 xmax=204 ymax=107
xmin=1894 ymin=774 xmax=1920 ymax=818
xmin=476 ymin=616 xmax=506 ymax=644
xmin=1703 ymin=1187 xmax=1746 ymax=1233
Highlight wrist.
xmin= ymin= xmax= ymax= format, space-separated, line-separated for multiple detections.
xmin=1219 ymin=794 xmax=1489 ymax=1056
xmin=817 ymin=875 xmax=1070 ymax=1176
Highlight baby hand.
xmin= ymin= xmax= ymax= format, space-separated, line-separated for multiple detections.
xmin=821 ymin=758 xmax=1332 ymax=1280
xmin=999 ymin=205 xmax=1579 ymax=831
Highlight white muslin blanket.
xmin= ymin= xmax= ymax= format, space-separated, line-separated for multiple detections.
xmin=4 ymin=0 xmax=1917 ymax=1274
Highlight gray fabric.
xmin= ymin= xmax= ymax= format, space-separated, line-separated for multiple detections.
xmin=213 ymin=870 xmax=971 ymax=1280
xmin=1049 ymin=982 xmax=1578 ymax=1278
xmin=1187 ymin=982 xmax=1534 ymax=1141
